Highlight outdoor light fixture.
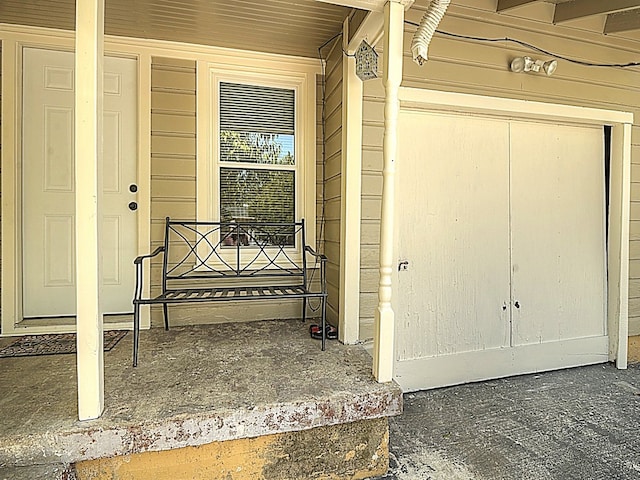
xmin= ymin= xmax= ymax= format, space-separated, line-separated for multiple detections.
xmin=355 ymin=40 xmax=378 ymax=81
xmin=510 ymin=56 xmax=558 ymax=76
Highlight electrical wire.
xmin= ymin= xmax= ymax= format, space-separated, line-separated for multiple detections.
xmin=403 ymin=20 xmax=640 ymax=68
xmin=316 ymin=40 xmax=331 ymax=256
xmin=306 ymin=32 xmax=344 ymax=314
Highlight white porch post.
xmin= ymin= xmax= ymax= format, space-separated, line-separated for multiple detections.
xmin=75 ymin=0 xmax=105 ymax=421
xmin=373 ymin=0 xmax=406 ymax=382
xmin=339 ymin=17 xmax=364 ymax=344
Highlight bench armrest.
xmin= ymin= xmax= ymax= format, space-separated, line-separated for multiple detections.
xmin=133 ymin=246 xmax=165 ymax=303
xmin=304 ymin=245 xmax=327 ymax=261
xmin=134 ymin=246 xmax=165 ymax=265
xmin=304 ymin=245 xmax=327 ymax=294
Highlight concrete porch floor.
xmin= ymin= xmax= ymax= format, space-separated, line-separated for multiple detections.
xmin=0 ymin=319 xmax=402 ymax=478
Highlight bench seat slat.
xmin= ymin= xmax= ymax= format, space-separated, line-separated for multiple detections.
xmin=155 ymin=285 xmax=316 ymax=301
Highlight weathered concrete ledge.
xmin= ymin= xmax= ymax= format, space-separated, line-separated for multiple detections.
xmin=0 ymin=319 xmax=402 ymax=474
xmin=2 ymin=389 xmax=401 ymax=466
xmin=75 ymin=418 xmax=391 ymax=480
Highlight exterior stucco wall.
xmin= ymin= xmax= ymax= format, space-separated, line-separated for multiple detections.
xmin=359 ymin=0 xmax=640 ymax=340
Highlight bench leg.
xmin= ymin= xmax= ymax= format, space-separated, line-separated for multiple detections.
xmin=163 ymin=303 xmax=169 ymax=331
xmin=301 ymin=298 xmax=306 ymax=323
xmin=133 ymin=303 xmax=140 ymax=367
xmin=321 ymin=295 xmax=327 ymax=351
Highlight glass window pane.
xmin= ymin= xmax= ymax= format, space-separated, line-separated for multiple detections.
xmin=220 ymin=131 xmax=294 ymax=165
xmin=219 ymin=82 xmax=295 ymax=165
xmin=220 ymin=167 xmax=295 ymax=246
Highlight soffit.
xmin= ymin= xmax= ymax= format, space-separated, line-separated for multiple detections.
xmin=0 ymin=0 xmax=352 ymax=58
xmin=495 ymin=0 xmax=640 ymax=34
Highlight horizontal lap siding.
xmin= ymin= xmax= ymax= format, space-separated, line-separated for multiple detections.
xmin=150 ymin=57 xmax=197 ymax=326
xmin=150 ymin=56 xmax=321 ymax=327
xmin=359 ymin=112 xmax=383 ymax=342
xmin=0 ymin=45 xmax=2 ymax=323
xmin=360 ymin=0 xmax=640 ymax=340
xmin=323 ymin=38 xmax=343 ymax=328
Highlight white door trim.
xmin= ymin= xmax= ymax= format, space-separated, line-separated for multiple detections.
xmin=395 ymin=86 xmax=633 ymax=370
xmin=0 ymin=33 xmax=152 ymax=335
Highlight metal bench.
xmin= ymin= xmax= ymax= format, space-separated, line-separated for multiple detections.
xmin=132 ymin=218 xmax=327 ymax=366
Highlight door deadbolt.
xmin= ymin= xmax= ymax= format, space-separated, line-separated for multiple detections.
xmin=128 ymin=201 xmax=138 ymax=211
xmin=129 ymin=184 xmax=138 ymax=193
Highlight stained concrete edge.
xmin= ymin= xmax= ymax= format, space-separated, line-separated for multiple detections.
xmin=0 ymin=463 xmax=76 ymax=480
xmin=3 ymin=387 xmax=402 ymax=467
xmin=75 ymin=418 xmax=391 ymax=480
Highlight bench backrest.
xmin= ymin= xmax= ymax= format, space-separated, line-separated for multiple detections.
xmin=161 ymin=218 xmax=309 ymax=290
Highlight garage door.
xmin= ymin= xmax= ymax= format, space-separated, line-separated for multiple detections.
xmin=394 ymin=110 xmax=608 ymax=391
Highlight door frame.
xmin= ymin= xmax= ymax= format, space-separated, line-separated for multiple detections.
xmin=393 ymin=87 xmax=633 ymax=385
xmin=0 ymin=26 xmax=152 ymax=335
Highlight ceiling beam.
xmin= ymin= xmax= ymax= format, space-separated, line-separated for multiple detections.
xmin=604 ymin=8 xmax=640 ymax=33
xmin=496 ymin=0 xmax=539 ymax=13
xmin=554 ymin=0 xmax=640 ymax=24
xmin=314 ymin=0 xmax=413 ymax=12
xmin=314 ymin=0 xmax=386 ymax=12
xmin=348 ymin=11 xmax=385 ymax=50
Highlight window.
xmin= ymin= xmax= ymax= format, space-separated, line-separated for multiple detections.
xmin=197 ymin=57 xmax=317 ymax=252
xmin=218 ymin=82 xmax=296 ymax=236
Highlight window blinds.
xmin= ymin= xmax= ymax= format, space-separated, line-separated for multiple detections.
xmin=219 ymin=82 xmax=295 ymax=135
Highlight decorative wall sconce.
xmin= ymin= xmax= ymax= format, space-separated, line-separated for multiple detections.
xmin=510 ymin=56 xmax=558 ymax=76
xmin=355 ymin=40 xmax=378 ymax=81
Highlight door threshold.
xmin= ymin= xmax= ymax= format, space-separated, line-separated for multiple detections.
xmin=7 ymin=314 xmax=133 ymax=336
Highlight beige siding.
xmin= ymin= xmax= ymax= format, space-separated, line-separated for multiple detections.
xmin=0 ymin=44 xmax=2 ymax=320
xmin=359 ymin=0 xmax=640 ymax=340
xmin=150 ymin=56 xmax=323 ymax=327
xmin=359 ymin=112 xmax=383 ymax=341
xmin=150 ymin=57 xmax=197 ymax=326
xmin=323 ymin=38 xmax=344 ymax=328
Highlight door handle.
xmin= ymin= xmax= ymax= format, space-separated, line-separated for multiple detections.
xmin=128 ymin=201 xmax=138 ymax=211
xmin=514 ymin=301 xmax=520 ymax=309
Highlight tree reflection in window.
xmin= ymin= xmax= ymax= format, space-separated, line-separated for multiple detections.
xmin=218 ymin=82 xmax=297 ymax=247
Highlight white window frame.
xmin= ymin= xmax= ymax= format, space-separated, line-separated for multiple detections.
xmin=196 ymin=57 xmax=317 ymax=261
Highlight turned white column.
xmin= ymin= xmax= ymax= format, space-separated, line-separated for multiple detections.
xmin=373 ymin=0 xmax=406 ymax=382
xmin=75 ymin=0 xmax=105 ymax=421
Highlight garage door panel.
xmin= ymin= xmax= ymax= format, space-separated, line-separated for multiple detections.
xmin=395 ymin=336 xmax=608 ymax=392
xmin=395 ymin=110 xmax=608 ymax=391
xmin=510 ymin=122 xmax=606 ymax=346
xmin=396 ymin=111 xmax=511 ymax=361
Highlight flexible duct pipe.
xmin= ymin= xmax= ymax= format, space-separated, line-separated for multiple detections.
xmin=410 ymin=0 xmax=451 ymax=65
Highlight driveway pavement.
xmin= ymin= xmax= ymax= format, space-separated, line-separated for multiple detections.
xmin=371 ymin=363 xmax=640 ymax=480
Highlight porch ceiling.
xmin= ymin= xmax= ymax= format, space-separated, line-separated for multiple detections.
xmin=4 ymin=1 xmax=640 ymax=56
xmin=496 ymin=0 xmax=640 ymax=34
xmin=0 ymin=0 xmax=353 ymax=58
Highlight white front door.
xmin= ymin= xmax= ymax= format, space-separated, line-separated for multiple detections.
xmin=22 ymin=47 xmax=138 ymax=317
xmin=395 ymin=110 xmax=608 ymax=391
